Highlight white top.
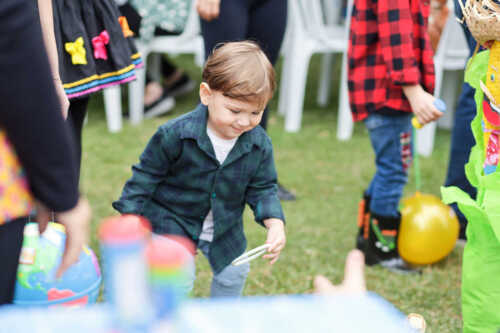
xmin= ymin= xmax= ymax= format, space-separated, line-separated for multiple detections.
xmin=199 ymin=126 xmax=238 ymax=242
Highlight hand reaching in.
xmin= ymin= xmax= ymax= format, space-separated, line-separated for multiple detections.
xmin=314 ymin=249 xmax=366 ymax=295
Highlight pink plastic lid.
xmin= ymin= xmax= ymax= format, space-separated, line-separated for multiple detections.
xmin=146 ymin=235 xmax=195 ymax=267
xmin=98 ymin=214 xmax=151 ymax=244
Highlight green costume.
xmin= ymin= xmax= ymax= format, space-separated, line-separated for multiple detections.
xmin=442 ymin=50 xmax=500 ymax=333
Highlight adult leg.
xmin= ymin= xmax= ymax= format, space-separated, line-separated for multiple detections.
xmin=443 ymin=0 xmax=479 ymax=239
xmin=200 ymin=0 xmax=248 ymax=60
xmin=246 ymin=0 xmax=287 ymax=129
xmin=67 ymin=96 xmax=90 ymax=182
xmin=0 ymin=217 xmax=28 ymax=304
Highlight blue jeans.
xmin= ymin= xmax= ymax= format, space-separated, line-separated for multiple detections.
xmin=443 ymin=0 xmax=479 ymax=225
xmin=185 ymin=240 xmax=250 ymax=297
xmin=364 ymin=113 xmax=413 ymax=217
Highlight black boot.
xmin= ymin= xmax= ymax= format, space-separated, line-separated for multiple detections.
xmin=355 ymin=192 xmax=371 ymax=251
xmin=357 ymin=206 xmax=418 ymax=273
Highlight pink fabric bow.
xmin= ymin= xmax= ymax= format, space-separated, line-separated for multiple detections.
xmin=92 ymin=30 xmax=110 ymax=60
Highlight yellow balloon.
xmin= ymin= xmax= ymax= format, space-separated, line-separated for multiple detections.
xmin=398 ymin=192 xmax=459 ymax=265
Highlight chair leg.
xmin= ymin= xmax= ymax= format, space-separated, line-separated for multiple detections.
xmin=416 ymin=121 xmax=437 ymax=157
xmin=317 ymin=53 xmax=334 ymax=107
xmin=337 ymin=52 xmax=353 ymax=141
xmin=277 ymin=53 xmax=293 ymax=117
xmin=103 ymin=85 xmax=123 ymax=133
xmin=129 ymin=65 xmax=146 ymax=125
xmin=284 ymin=50 xmax=313 ymax=132
xmin=437 ymin=70 xmax=460 ymax=130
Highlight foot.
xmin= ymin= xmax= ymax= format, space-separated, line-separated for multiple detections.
xmin=163 ymin=71 xmax=195 ymax=98
xmin=144 ymin=82 xmax=175 ymax=119
xmin=277 ymin=183 xmax=296 ymax=201
xmin=379 ymin=257 xmax=421 ymax=274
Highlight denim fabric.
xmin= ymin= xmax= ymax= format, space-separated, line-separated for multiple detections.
xmin=185 ymin=240 xmax=250 ymax=297
xmin=364 ymin=113 xmax=413 ymax=217
xmin=443 ymin=0 xmax=479 ymax=225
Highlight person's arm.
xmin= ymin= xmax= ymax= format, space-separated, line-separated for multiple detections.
xmin=377 ymin=0 xmax=442 ymax=125
xmin=0 ymin=0 xmax=88 ymax=277
xmin=377 ymin=0 xmax=420 ymax=86
xmin=113 ymin=126 xmax=180 ymax=214
xmin=195 ymin=0 xmax=220 ymax=21
xmin=245 ymin=141 xmax=285 ymax=226
xmin=37 ymin=0 xmax=69 ymax=117
xmin=245 ymin=140 xmax=286 ymax=264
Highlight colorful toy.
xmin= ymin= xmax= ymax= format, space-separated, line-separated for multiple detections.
xmin=441 ymin=0 xmax=500 ymax=331
xmin=13 ymin=222 xmax=101 ymax=307
xmin=98 ymin=214 xmax=155 ymax=332
xmin=146 ymin=235 xmax=195 ymax=320
xmin=398 ymin=193 xmax=459 ymax=265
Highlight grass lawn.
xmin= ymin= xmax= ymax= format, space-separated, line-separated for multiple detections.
xmin=81 ymin=54 xmax=462 ymax=332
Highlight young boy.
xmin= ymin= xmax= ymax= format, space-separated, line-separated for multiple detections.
xmin=113 ymin=41 xmax=286 ymax=296
xmin=349 ymin=0 xmax=442 ymax=270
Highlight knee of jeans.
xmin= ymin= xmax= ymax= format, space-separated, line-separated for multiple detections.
xmin=213 ymin=262 xmax=250 ymax=288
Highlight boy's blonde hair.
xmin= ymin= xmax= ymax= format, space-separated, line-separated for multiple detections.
xmin=202 ymin=41 xmax=276 ymax=109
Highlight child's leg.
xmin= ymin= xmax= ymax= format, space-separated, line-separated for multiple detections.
xmin=358 ymin=113 xmax=413 ymax=268
xmin=197 ymin=241 xmax=250 ymax=297
xmin=364 ymin=113 xmax=412 ymax=217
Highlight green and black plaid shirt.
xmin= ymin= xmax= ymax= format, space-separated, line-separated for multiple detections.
xmin=113 ymin=104 xmax=285 ymax=273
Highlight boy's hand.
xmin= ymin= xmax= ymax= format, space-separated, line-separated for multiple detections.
xmin=402 ymin=84 xmax=443 ymax=126
xmin=263 ymin=219 xmax=286 ymax=265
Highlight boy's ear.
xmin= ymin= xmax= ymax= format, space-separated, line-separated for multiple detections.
xmin=199 ymin=82 xmax=212 ymax=106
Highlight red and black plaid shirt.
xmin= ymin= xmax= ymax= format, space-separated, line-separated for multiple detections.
xmin=348 ymin=0 xmax=435 ymax=121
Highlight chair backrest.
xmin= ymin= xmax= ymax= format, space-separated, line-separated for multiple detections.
xmin=293 ymin=0 xmax=353 ymax=46
xmin=169 ymin=0 xmax=200 ymax=42
xmin=434 ymin=10 xmax=469 ymax=70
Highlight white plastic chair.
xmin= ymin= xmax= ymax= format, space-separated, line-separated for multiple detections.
xmin=416 ymin=11 xmax=469 ymax=156
xmin=277 ymin=0 xmax=353 ymax=139
xmin=102 ymin=3 xmax=203 ymax=132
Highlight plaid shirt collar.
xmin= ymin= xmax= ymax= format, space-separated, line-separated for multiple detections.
xmin=182 ymin=104 xmax=260 ymax=166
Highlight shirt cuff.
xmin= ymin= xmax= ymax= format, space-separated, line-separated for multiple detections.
xmin=390 ymin=67 xmax=420 ymax=86
xmin=254 ymin=195 xmax=286 ymax=226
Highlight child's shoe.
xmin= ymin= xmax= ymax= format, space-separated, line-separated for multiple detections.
xmin=356 ymin=202 xmax=418 ymax=274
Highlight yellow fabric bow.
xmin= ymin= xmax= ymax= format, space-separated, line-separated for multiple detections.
xmin=65 ymin=37 xmax=87 ymax=65
xmin=118 ymin=16 xmax=134 ymax=38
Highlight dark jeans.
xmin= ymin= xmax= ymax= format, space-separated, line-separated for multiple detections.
xmin=200 ymin=0 xmax=287 ymax=130
xmin=0 ymin=217 xmax=28 ymax=305
xmin=443 ymin=0 xmax=478 ymax=226
xmin=364 ymin=113 xmax=413 ymax=217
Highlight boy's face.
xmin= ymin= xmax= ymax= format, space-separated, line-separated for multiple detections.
xmin=200 ymin=83 xmax=265 ymax=140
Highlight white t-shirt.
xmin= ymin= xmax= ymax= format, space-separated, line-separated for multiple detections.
xmin=199 ymin=126 xmax=238 ymax=242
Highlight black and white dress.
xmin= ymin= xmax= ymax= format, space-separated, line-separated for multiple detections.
xmin=52 ymin=0 xmax=143 ymax=99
